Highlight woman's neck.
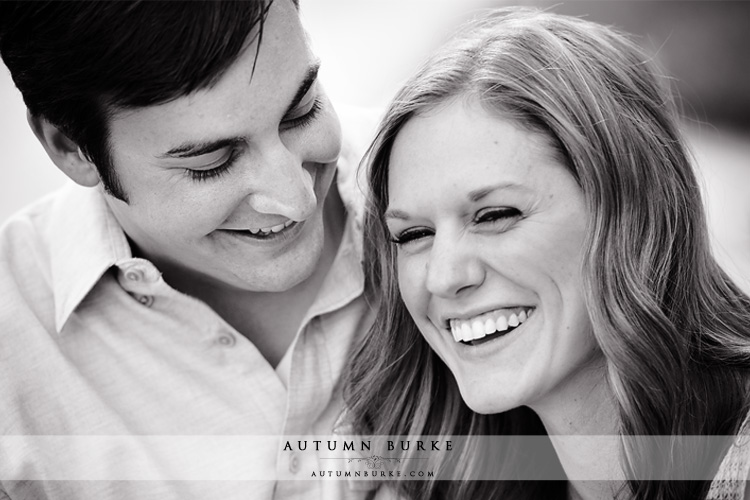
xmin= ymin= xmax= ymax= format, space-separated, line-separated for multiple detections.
xmin=530 ymin=357 xmax=626 ymax=500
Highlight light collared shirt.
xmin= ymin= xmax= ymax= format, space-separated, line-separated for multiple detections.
xmin=0 ymin=116 xmax=377 ymax=499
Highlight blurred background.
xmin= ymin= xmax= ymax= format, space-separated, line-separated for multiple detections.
xmin=1 ymin=0 xmax=748 ymax=289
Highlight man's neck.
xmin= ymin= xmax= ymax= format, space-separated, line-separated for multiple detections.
xmin=154 ymin=186 xmax=347 ymax=367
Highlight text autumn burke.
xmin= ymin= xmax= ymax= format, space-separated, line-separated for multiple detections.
xmin=283 ymin=440 xmax=453 ymax=452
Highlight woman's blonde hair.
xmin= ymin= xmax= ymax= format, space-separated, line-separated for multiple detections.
xmin=346 ymin=7 xmax=750 ymax=500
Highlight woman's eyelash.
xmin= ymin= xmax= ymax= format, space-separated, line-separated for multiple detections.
xmin=390 ymin=228 xmax=433 ymax=246
xmin=283 ymin=98 xmax=323 ymax=130
xmin=390 ymin=208 xmax=521 ymax=245
xmin=187 ymin=149 xmax=241 ymax=182
xmin=474 ymin=207 xmax=521 ymax=223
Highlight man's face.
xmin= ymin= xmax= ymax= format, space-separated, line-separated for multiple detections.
xmin=103 ymin=0 xmax=342 ymax=293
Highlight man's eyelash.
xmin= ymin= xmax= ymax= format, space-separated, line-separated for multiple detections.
xmin=282 ymin=98 xmax=323 ymax=129
xmin=184 ymin=98 xmax=322 ymax=183
xmin=187 ymin=149 xmax=241 ymax=182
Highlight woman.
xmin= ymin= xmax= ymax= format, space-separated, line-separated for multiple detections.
xmin=346 ymin=7 xmax=750 ymax=500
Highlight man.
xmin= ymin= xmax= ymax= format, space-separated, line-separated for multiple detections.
xmin=0 ymin=1 xmax=375 ymax=498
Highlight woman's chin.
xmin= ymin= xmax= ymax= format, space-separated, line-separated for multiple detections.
xmin=458 ymin=387 xmax=518 ymax=415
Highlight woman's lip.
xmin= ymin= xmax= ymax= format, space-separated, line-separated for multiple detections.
xmin=446 ymin=308 xmax=535 ymax=357
xmin=438 ymin=305 xmax=535 ymax=328
xmin=448 ymin=307 xmax=535 ymax=343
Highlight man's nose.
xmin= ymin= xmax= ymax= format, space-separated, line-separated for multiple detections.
xmin=425 ymin=232 xmax=485 ymax=298
xmin=245 ymin=141 xmax=318 ymax=221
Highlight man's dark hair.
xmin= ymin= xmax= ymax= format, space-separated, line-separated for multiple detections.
xmin=0 ymin=0 xmax=295 ymax=201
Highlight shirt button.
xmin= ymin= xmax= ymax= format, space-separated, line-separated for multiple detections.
xmin=124 ymin=269 xmax=144 ymax=282
xmin=217 ymin=334 xmax=235 ymax=347
xmin=289 ymin=454 xmax=299 ymax=474
xmin=119 ymin=261 xmax=161 ymax=285
xmin=135 ymin=294 xmax=154 ymax=308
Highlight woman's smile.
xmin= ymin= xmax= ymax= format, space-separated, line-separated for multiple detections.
xmin=386 ymin=98 xmax=598 ymax=415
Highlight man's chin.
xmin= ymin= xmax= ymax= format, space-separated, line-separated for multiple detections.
xmin=235 ymin=238 xmax=326 ymax=294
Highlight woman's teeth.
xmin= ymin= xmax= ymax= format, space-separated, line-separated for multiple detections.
xmin=248 ymin=220 xmax=294 ymax=236
xmin=449 ymin=308 xmax=534 ymax=343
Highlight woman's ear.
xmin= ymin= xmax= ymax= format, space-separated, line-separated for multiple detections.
xmin=27 ymin=111 xmax=100 ymax=188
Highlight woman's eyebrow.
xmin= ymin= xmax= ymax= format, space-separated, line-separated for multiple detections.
xmin=385 ymin=182 xmax=530 ymax=220
xmin=384 ymin=208 xmax=410 ymax=221
xmin=468 ymin=181 xmax=527 ymax=202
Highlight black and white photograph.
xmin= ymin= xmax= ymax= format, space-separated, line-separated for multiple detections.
xmin=1 ymin=1 xmax=749 ymax=499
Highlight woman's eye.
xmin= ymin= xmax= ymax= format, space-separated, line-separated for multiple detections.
xmin=390 ymin=227 xmax=434 ymax=246
xmin=186 ymin=149 xmax=240 ymax=182
xmin=474 ymin=207 xmax=522 ymax=225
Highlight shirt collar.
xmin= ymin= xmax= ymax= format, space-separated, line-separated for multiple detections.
xmin=305 ymin=136 xmax=368 ymax=319
xmin=47 ymin=182 xmax=132 ymax=333
xmin=46 ymin=139 xmax=369 ymax=333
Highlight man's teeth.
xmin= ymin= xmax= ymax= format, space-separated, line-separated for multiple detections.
xmin=248 ymin=220 xmax=294 ymax=235
xmin=449 ymin=308 xmax=533 ymax=343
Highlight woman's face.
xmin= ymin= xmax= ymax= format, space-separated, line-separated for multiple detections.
xmin=385 ymin=99 xmax=601 ymax=414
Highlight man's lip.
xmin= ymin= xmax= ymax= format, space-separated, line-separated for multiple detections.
xmin=215 ymin=220 xmax=305 ymax=241
xmin=220 ymin=219 xmax=298 ymax=233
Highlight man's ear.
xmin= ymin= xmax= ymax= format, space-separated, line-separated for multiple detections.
xmin=27 ymin=111 xmax=100 ymax=188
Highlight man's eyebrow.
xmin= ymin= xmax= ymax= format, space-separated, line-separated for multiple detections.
xmin=160 ymin=138 xmax=243 ymax=159
xmin=283 ymin=60 xmax=321 ymax=118
xmin=159 ymin=62 xmax=321 ymax=160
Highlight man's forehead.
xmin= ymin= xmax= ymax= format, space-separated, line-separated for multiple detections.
xmin=105 ymin=0 xmax=317 ymax=160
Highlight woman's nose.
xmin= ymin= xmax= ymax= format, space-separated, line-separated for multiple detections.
xmin=425 ymin=233 xmax=485 ymax=298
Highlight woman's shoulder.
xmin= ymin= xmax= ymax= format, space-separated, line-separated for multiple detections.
xmin=706 ymin=411 xmax=750 ymax=500
xmin=368 ymin=485 xmax=408 ymax=500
